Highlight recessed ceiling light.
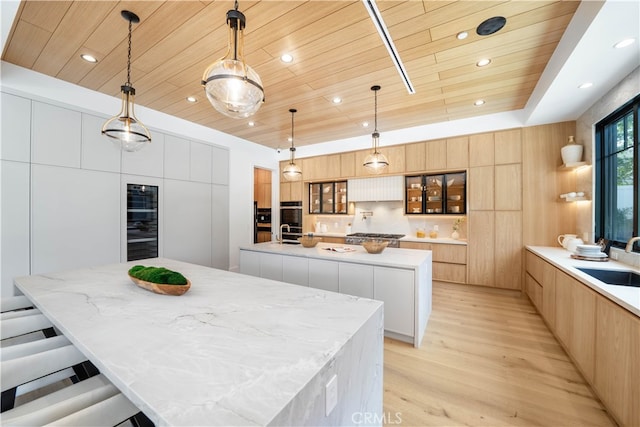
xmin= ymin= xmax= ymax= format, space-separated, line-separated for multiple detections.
xmin=456 ymin=31 xmax=468 ymax=40
xmin=186 ymin=96 xmax=197 ymax=103
xmin=614 ymin=38 xmax=635 ymax=49
xmin=579 ymin=82 xmax=593 ymax=89
xmin=476 ymin=58 xmax=491 ymax=67
xmin=474 ymin=100 xmax=485 ymax=106
xmin=281 ymin=53 xmax=293 ymax=63
xmin=332 ymin=97 xmax=342 ymax=104
xmin=248 ymin=121 xmax=255 ymax=127
xmin=362 ymin=122 xmax=369 ymax=128
xmin=80 ymin=54 xmax=98 ymax=63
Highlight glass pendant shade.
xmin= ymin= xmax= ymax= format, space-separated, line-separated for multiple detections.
xmin=364 ymin=85 xmax=389 ymax=174
xmin=102 ymin=84 xmax=151 ymax=152
xmin=282 ymin=108 xmax=302 ymax=181
xmin=282 ymin=161 xmax=302 ymax=181
xmin=202 ymin=5 xmax=264 ymax=119
xmin=101 ymin=10 xmax=150 ymax=152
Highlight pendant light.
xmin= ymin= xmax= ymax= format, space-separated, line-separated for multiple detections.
xmin=282 ymin=108 xmax=302 ymax=181
xmin=363 ymin=85 xmax=389 ymax=174
xmin=202 ymin=1 xmax=264 ymax=119
xmin=101 ymin=10 xmax=151 ymax=152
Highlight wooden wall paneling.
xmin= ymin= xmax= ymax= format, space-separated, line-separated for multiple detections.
xmin=340 ymin=152 xmax=356 ymax=178
xmin=495 ymin=164 xmax=522 ymax=211
xmin=425 ymin=139 xmax=447 ymax=172
xmin=494 ymin=211 xmax=522 ymax=289
xmin=595 ymin=297 xmax=640 ymax=427
xmin=494 ymin=129 xmax=522 ymax=165
xmin=467 ymin=211 xmax=495 ymax=286
xmin=522 ymin=122 xmax=576 ymax=246
xmin=469 ymin=133 xmax=495 ymax=167
xmin=469 ymin=166 xmax=494 ymax=211
xmin=446 ymin=136 xmax=469 ymax=169
xmin=404 ymin=142 xmax=426 ymax=172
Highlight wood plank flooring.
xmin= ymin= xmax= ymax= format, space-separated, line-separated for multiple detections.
xmin=383 ymin=281 xmax=616 ymax=426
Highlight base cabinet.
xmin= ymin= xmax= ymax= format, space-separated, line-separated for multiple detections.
xmin=399 ymin=241 xmax=466 ymax=284
xmin=282 ymin=256 xmax=309 ymax=286
xmin=339 ymin=263 xmax=373 ymax=298
xmin=308 ymin=259 xmax=339 ymax=292
xmin=526 ymin=249 xmax=639 ymax=427
xmin=374 ymin=267 xmax=414 ymax=337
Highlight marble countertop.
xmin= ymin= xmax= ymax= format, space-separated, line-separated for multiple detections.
xmin=14 ymin=258 xmax=384 ymax=426
xmin=241 ymin=242 xmax=431 ymax=269
xmin=527 ymin=246 xmax=640 ymax=317
xmin=309 ymin=232 xmax=467 ymax=245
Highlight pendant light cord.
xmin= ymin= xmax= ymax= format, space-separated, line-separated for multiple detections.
xmin=126 ymin=17 xmax=132 ymax=85
xmin=374 ymin=88 xmax=378 ymax=134
xmin=289 ymin=109 xmax=296 ymax=163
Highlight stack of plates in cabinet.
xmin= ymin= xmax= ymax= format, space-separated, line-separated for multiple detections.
xmin=571 ymin=244 xmax=608 ymax=261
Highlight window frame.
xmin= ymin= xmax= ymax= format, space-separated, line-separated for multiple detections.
xmin=594 ymin=94 xmax=640 ymax=251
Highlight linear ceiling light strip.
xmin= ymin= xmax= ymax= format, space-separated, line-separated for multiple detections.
xmin=363 ymin=0 xmax=415 ymax=94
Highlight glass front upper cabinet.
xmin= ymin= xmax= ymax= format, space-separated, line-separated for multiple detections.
xmin=405 ymin=171 xmax=466 ymax=215
xmin=309 ymin=181 xmax=347 ymax=214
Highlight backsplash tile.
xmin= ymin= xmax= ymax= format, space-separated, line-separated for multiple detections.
xmin=610 ymin=247 xmax=640 ymax=269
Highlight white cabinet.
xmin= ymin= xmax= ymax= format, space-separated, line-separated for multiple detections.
xmin=211 ymin=184 xmax=229 ymax=270
xmin=240 ymin=250 xmax=260 ymax=276
xmin=308 ymin=259 xmax=339 ymax=292
xmin=339 ymin=263 xmax=373 ymax=298
xmin=164 ymin=180 xmax=212 ymax=267
xmin=283 ymin=256 xmax=309 ymax=286
xmin=164 ymin=135 xmax=190 ymax=180
xmin=121 ymin=132 xmax=164 ymax=178
xmin=32 ymin=102 xmax=81 ymax=168
xmin=1 ymin=161 xmax=30 ymax=297
xmin=190 ymin=142 xmax=212 ymax=183
xmin=81 ymin=113 xmax=121 ymax=173
xmin=31 ymin=165 xmax=120 ymax=275
xmin=260 ymin=253 xmax=283 ymax=281
xmin=1 ymin=92 xmax=31 ymax=162
xmin=212 ymin=146 xmax=229 ymax=185
xmin=374 ymin=267 xmax=414 ymax=337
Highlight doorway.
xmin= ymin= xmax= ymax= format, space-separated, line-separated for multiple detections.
xmin=254 ymin=167 xmax=272 ymax=243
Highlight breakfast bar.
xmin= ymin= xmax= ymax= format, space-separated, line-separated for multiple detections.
xmin=13 ymin=259 xmax=384 ymax=426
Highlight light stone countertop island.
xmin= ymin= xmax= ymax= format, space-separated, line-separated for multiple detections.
xmin=239 ymin=242 xmax=432 ymax=348
xmin=13 ymin=258 xmax=384 ymax=426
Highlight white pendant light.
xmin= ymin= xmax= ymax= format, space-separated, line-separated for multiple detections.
xmin=202 ymin=1 xmax=264 ymax=119
xmin=102 ymin=10 xmax=151 ymax=152
xmin=282 ymin=108 xmax=302 ymax=181
xmin=363 ymin=85 xmax=389 ymax=174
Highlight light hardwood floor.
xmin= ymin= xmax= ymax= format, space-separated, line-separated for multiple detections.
xmin=383 ymin=281 xmax=616 ymax=426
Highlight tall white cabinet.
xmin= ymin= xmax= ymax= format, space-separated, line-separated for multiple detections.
xmin=0 ymin=90 xmax=231 ymax=297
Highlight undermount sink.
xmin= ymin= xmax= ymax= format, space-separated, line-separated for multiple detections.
xmin=577 ymin=268 xmax=640 ymax=288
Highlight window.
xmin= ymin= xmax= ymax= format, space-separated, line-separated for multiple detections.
xmin=595 ymin=94 xmax=639 ymax=251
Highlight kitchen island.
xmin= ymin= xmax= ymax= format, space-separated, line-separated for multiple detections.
xmin=239 ymin=242 xmax=432 ymax=347
xmin=13 ymin=258 xmax=384 ymax=426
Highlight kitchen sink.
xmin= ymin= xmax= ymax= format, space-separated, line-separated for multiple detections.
xmin=577 ymin=268 xmax=640 ymax=287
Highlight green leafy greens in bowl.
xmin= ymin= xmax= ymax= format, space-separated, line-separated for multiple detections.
xmin=128 ymin=265 xmax=188 ymax=286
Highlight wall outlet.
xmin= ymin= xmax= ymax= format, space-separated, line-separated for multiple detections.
xmin=610 ymin=250 xmax=618 ymax=260
xmin=325 ymin=374 xmax=338 ymax=416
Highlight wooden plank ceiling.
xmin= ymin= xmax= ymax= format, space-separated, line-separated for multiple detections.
xmin=2 ymin=1 xmax=580 ymax=149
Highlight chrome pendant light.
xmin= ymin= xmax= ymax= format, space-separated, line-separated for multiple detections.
xmin=282 ymin=108 xmax=302 ymax=181
xmin=363 ymin=85 xmax=389 ymax=174
xmin=202 ymin=0 xmax=264 ymax=119
xmin=102 ymin=10 xmax=151 ymax=152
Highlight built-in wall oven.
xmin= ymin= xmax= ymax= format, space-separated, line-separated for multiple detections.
xmin=280 ymin=201 xmax=302 ymax=243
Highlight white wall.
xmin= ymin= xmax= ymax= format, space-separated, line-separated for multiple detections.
xmin=0 ymin=62 xmax=279 ymax=296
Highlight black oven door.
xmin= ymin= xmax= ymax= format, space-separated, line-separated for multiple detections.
xmin=280 ymin=201 xmax=302 ymax=227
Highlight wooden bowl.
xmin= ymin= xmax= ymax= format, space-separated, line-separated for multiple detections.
xmin=362 ymin=240 xmax=389 ymax=254
xmin=129 ymin=275 xmax=191 ymax=296
xmin=298 ymin=236 xmax=322 ymax=248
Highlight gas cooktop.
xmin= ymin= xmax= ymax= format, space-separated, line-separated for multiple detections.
xmin=346 ymin=233 xmax=405 ymax=239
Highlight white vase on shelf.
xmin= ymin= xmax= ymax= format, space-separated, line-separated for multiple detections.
xmin=561 ymin=136 xmax=583 ymax=165
xmin=451 ymin=230 xmax=460 ymax=240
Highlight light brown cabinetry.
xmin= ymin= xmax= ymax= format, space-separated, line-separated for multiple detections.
xmin=399 ymin=242 xmax=466 ymax=284
xmin=446 ymin=136 xmax=469 ymax=169
xmin=594 ymin=297 xmax=640 ymax=427
xmin=254 ymin=168 xmax=272 ymax=208
xmin=526 ymin=250 xmax=639 ymax=426
xmin=322 ymin=236 xmax=346 ymax=244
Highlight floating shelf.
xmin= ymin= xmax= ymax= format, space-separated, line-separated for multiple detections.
xmin=562 ymin=196 xmax=589 ymax=202
xmin=558 ymin=161 xmax=589 ymax=171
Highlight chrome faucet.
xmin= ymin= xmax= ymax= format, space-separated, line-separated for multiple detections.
xmin=625 ymin=236 xmax=640 ymax=252
xmin=279 ymin=224 xmax=290 ymax=244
